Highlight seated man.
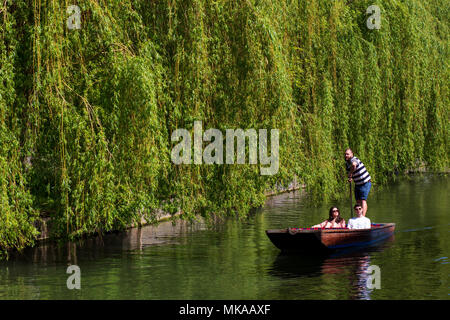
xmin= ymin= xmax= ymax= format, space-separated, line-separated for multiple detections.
xmin=347 ymin=204 xmax=371 ymax=229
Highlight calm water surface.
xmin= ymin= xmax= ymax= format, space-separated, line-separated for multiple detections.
xmin=0 ymin=175 xmax=448 ymax=299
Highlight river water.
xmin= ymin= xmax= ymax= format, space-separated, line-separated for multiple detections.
xmin=0 ymin=175 xmax=448 ymax=300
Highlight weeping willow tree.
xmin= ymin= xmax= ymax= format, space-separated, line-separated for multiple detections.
xmin=0 ymin=0 xmax=448 ymax=256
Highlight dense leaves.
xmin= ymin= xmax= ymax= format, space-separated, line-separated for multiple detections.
xmin=0 ymin=0 xmax=448 ymax=255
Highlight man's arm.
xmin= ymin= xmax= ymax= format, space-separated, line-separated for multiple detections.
xmin=348 ymin=161 xmax=357 ymax=182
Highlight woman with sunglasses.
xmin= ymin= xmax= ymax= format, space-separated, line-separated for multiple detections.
xmin=312 ymin=207 xmax=346 ymax=228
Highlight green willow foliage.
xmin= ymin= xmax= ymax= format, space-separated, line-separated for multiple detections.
xmin=0 ymin=0 xmax=448 ymax=254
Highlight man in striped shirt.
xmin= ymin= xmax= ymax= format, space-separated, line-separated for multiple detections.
xmin=345 ymin=148 xmax=372 ymax=217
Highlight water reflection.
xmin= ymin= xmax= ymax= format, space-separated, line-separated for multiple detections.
xmin=269 ymin=236 xmax=395 ymax=300
xmin=7 ymin=218 xmax=206 ymax=265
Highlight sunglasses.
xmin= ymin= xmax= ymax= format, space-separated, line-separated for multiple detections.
xmin=354 ymin=207 xmax=362 ymax=210
xmin=332 ymin=209 xmax=339 ymax=212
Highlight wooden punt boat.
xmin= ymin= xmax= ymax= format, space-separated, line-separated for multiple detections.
xmin=266 ymin=223 xmax=395 ymax=253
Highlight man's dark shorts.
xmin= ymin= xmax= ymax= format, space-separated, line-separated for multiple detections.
xmin=355 ymin=181 xmax=372 ymax=200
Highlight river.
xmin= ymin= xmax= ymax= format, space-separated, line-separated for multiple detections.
xmin=0 ymin=174 xmax=448 ymax=299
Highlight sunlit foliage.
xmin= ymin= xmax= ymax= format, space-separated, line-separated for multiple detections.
xmin=0 ymin=0 xmax=448 ymax=255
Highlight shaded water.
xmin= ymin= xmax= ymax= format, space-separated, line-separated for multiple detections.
xmin=0 ymin=175 xmax=448 ymax=299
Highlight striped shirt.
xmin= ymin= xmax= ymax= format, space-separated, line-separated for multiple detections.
xmin=346 ymin=157 xmax=371 ymax=185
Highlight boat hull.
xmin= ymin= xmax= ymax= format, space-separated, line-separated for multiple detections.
xmin=266 ymin=223 xmax=395 ymax=253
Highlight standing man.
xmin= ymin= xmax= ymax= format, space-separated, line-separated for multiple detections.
xmin=345 ymin=148 xmax=372 ymax=216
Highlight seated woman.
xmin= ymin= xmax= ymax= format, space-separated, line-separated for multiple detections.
xmin=312 ymin=207 xmax=346 ymax=228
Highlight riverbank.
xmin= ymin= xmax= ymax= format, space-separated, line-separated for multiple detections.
xmin=33 ymin=178 xmax=305 ymax=243
xmin=24 ymin=171 xmax=450 ymax=245
xmin=11 ymin=171 xmax=448 ymax=256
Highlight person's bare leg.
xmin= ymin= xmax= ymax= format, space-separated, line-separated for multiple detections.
xmin=361 ymin=200 xmax=367 ymax=217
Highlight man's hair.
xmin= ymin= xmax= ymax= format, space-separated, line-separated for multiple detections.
xmin=354 ymin=204 xmax=362 ymax=209
xmin=345 ymin=148 xmax=353 ymax=154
